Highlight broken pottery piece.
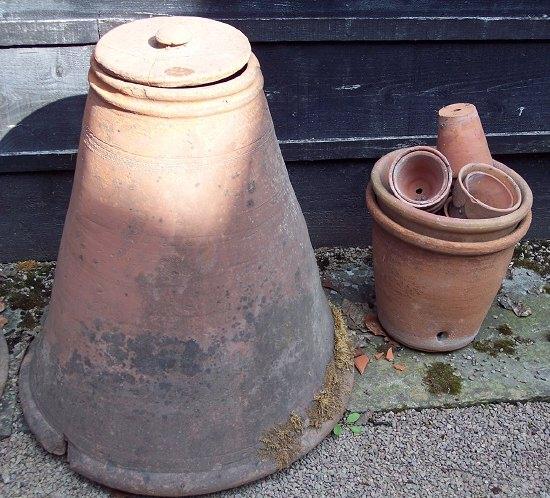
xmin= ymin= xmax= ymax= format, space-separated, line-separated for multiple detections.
xmin=437 ymin=103 xmax=493 ymax=177
xmin=354 ymin=355 xmax=369 ymax=374
xmin=453 ymin=163 xmax=522 ymax=219
xmin=19 ymin=16 xmax=353 ymax=497
xmin=371 ymin=151 xmax=532 ymax=242
xmin=366 ymin=183 xmax=531 ymax=352
xmin=388 ymin=147 xmax=452 ymax=211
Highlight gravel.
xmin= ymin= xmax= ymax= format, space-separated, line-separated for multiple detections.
xmin=1 ymin=401 xmax=548 ymax=497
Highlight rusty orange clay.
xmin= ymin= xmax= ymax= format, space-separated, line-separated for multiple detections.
xmin=437 ymin=103 xmax=493 ymax=177
xmin=388 ymin=146 xmax=452 ymax=212
xmin=453 ymin=162 xmax=522 ymax=219
xmin=19 ymin=17 xmax=352 ymax=496
xmin=366 ymin=183 xmax=531 ymax=352
xmin=371 ymin=149 xmax=532 ymax=242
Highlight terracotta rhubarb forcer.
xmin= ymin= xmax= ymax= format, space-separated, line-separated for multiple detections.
xmin=388 ymin=146 xmax=452 ymax=212
xmin=0 ymin=333 xmax=7 ymax=397
xmin=19 ymin=17 xmax=353 ymax=496
xmin=371 ymin=149 xmax=533 ymax=242
xmin=453 ymin=162 xmax=522 ymax=219
xmin=437 ymin=103 xmax=493 ymax=177
xmin=366 ymin=183 xmax=531 ymax=352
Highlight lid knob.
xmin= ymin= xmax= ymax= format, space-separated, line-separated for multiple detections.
xmin=155 ymin=23 xmax=192 ymax=47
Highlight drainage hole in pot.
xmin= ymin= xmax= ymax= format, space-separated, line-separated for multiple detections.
xmin=416 ymin=187 xmax=423 ymax=194
xmin=436 ymin=331 xmax=448 ymax=342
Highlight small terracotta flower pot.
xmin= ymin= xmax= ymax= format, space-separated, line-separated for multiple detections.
xmin=437 ymin=103 xmax=492 ymax=177
xmin=388 ymin=147 xmax=452 ymax=211
xmin=452 ymin=162 xmax=522 ymax=219
xmin=370 ymin=149 xmax=532 ymax=242
xmin=366 ymin=183 xmax=531 ymax=352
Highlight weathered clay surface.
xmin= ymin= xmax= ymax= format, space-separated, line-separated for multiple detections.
xmin=371 ymin=153 xmax=533 ymax=242
xmin=388 ymin=147 xmax=452 ymax=211
xmin=366 ymin=183 xmax=531 ymax=352
xmin=19 ymin=17 xmax=348 ymax=498
xmin=453 ymin=162 xmax=522 ymax=219
xmin=437 ymin=103 xmax=493 ymax=177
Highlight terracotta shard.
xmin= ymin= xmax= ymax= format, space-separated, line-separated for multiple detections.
xmin=385 ymin=347 xmax=394 ymax=361
xmin=364 ymin=313 xmax=386 ymax=337
xmin=374 ymin=352 xmax=384 ymax=360
xmin=354 ymin=355 xmax=370 ymax=375
xmin=393 ymin=364 xmax=406 ymax=372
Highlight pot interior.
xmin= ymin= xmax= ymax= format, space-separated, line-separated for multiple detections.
xmin=465 ymin=172 xmax=514 ymax=209
xmin=393 ymin=151 xmax=448 ymax=203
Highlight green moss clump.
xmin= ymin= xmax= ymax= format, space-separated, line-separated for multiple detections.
xmin=0 ymin=262 xmax=55 ymax=311
xmin=423 ymin=362 xmax=462 ymax=396
xmin=497 ymin=324 xmax=513 ymax=336
xmin=19 ymin=310 xmax=38 ymax=330
xmin=473 ymin=338 xmax=516 ymax=357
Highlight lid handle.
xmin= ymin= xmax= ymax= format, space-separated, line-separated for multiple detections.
xmin=155 ymin=23 xmax=192 ymax=47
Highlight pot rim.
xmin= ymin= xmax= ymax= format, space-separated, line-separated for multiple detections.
xmin=389 ymin=148 xmax=452 ymax=208
xmin=366 ymin=183 xmax=531 ymax=256
xmin=88 ymin=54 xmax=264 ymax=117
xmin=457 ymin=162 xmax=522 ymax=214
xmin=371 ymin=149 xmax=533 ymax=234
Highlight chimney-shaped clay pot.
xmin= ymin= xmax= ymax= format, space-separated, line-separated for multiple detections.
xmin=18 ymin=17 xmax=353 ymax=497
xmin=437 ymin=103 xmax=493 ymax=177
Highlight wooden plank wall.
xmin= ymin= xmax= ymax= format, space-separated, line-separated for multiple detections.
xmin=0 ymin=1 xmax=549 ymax=260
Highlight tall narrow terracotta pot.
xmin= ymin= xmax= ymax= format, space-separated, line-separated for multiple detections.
xmin=366 ymin=183 xmax=531 ymax=352
xmin=19 ymin=17 xmax=352 ymax=496
xmin=371 ymin=149 xmax=532 ymax=242
xmin=437 ymin=103 xmax=493 ymax=177
xmin=0 ymin=333 xmax=7 ymax=397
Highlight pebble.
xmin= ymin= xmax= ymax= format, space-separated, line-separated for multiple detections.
xmin=1 ymin=403 xmax=549 ymax=497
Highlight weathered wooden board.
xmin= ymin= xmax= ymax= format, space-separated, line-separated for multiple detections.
xmin=1 ymin=0 xmax=548 ymax=46
xmin=1 ymin=41 xmax=548 ymax=169
xmin=0 ymin=155 xmax=547 ymax=262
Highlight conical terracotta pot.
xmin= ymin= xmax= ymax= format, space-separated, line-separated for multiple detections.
xmin=19 ymin=17 xmax=353 ymax=497
xmin=387 ymin=147 xmax=452 ymax=211
xmin=0 ymin=333 xmax=7 ymax=397
xmin=371 ymin=149 xmax=532 ymax=242
xmin=366 ymin=183 xmax=531 ymax=352
xmin=437 ymin=103 xmax=493 ymax=177
xmin=452 ymin=162 xmax=522 ymax=219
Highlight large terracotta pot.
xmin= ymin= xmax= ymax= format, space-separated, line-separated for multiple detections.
xmin=366 ymin=183 xmax=531 ymax=352
xmin=0 ymin=333 xmax=7 ymax=397
xmin=19 ymin=17 xmax=352 ymax=496
xmin=371 ymin=148 xmax=533 ymax=242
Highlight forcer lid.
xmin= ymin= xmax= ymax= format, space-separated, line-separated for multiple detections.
xmin=94 ymin=16 xmax=252 ymax=88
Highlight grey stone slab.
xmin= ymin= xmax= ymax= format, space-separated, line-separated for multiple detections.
xmin=316 ymin=247 xmax=550 ymax=413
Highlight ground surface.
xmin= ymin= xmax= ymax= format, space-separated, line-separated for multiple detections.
xmin=0 ymin=242 xmax=549 ymax=497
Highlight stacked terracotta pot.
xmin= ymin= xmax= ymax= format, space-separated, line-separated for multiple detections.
xmin=367 ymin=103 xmax=532 ymax=352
